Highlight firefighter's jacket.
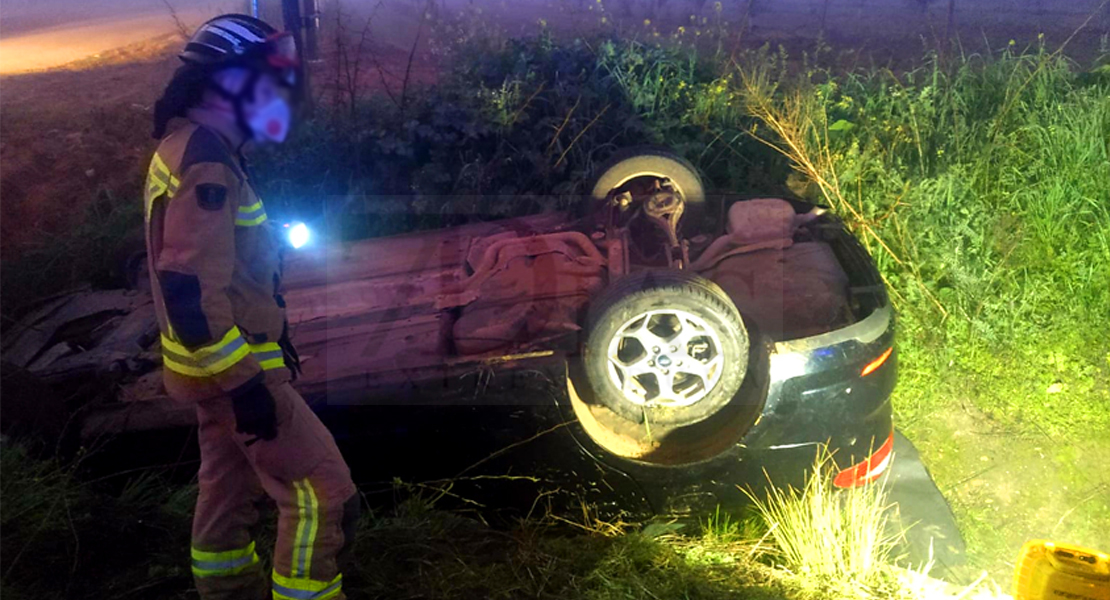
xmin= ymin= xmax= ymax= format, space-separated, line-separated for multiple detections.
xmin=144 ymin=122 xmax=288 ymax=400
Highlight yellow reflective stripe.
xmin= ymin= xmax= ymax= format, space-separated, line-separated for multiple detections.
xmin=145 ymin=152 xmax=181 ymax=219
xmin=272 ymin=571 xmax=342 ymax=600
xmin=144 ymin=178 xmax=165 ymax=219
xmin=162 ymin=345 xmax=250 ymax=377
xmin=191 ymin=541 xmax=256 ymax=562
xmin=150 ymin=153 xmax=180 ymax=196
xmin=161 ymin=326 xmax=241 ymax=356
xmin=235 ymin=199 xmax=268 ymax=226
xmin=191 ymin=541 xmax=259 ymax=578
xmin=249 ymin=342 xmax=285 ymax=371
xmin=303 ymin=481 xmax=319 ymax=578
xmin=291 ymin=479 xmax=320 ymax=578
xmin=258 ymin=357 xmax=286 ymax=370
xmin=161 ymin=327 xmax=251 ymax=377
xmin=235 ymin=212 xmax=268 ymax=227
xmin=293 ymin=482 xmax=307 ymax=576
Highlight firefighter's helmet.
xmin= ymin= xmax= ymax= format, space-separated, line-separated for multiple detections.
xmin=181 ymin=14 xmax=299 ymax=85
xmin=153 ymin=15 xmax=300 ymax=139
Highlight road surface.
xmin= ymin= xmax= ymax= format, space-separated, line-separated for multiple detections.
xmin=0 ymin=0 xmax=242 ymax=74
xmin=2 ymin=0 xmax=1104 ymax=75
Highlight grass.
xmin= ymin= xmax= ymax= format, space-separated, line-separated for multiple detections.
xmin=724 ymin=42 xmax=1110 ymax=575
xmin=745 ymin=455 xmax=901 ymax=591
xmin=0 ymin=443 xmax=194 ymax=599
xmin=3 ymin=440 xmax=1004 ymax=600
xmin=256 ymin=30 xmax=1110 ymax=577
xmin=0 ymin=194 xmax=143 ymax=317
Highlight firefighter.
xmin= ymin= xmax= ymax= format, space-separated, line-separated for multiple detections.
xmin=146 ymin=15 xmax=357 ymax=600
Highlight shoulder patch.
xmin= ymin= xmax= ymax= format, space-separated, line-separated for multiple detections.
xmin=196 ymin=183 xmax=227 ymax=211
xmin=180 ymin=126 xmax=241 ymax=179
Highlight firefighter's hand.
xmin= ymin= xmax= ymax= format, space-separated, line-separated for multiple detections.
xmin=230 ymin=382 xmax=278 ymax=441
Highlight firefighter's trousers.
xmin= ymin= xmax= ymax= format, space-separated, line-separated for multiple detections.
xmin=191 ymin=382 xmax=358 ymax=600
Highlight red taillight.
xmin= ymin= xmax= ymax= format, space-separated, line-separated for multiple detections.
xmin=833 ymin=432 xmax=894 ymax=488
xmin=861 ymin=346 xmax=893 ymax=377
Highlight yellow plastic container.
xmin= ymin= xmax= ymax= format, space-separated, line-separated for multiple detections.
xmin=1013 ymin=540 xmax=1110 ymax=600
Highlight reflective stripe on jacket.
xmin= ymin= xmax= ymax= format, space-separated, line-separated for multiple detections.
xmin=144 ymin=121 xmax=288 ymax=399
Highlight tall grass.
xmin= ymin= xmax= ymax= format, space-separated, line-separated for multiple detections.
xmin=0 ymin=443 xmax=194 ymax=598
xmin=745 ymin=454 xmax=902 ymax=595
xmin=730 ymin=45 xmax=1110 ymax=436
xmin=0 ymin=192 xmax=142 ymax=323
xmin=723 ymin=43 xmax=1110 ymax=573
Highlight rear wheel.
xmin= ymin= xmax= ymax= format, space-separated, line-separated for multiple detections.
xmin=586 ymin=147 xmax=706 ymax=229
xmin=581 ymin=270 xmax=749 ymax=427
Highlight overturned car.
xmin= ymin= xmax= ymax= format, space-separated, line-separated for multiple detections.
xmin=3 ymin=148 xmax=898 ymax=517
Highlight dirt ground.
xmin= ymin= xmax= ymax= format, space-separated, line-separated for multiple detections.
xmin=905 ymin=402 xmax=1110 ymax=580
xmin=0 ymin=36 xmax=180 ymax=253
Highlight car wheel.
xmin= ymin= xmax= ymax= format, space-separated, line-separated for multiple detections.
xmin=586 ymin=147 xmax=706 ymax=228
xmin=582 ymin=269 xmax=749 ymax=427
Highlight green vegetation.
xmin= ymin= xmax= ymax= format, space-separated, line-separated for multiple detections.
xmin=0 ymin=86 xmax=152 ymax=323
xmin=4 ymin=441 xmax=996 ymax=600
xmin=0 ymin=444 xmax=193 ymax=599
xmin=729 ymin=42 xmax=1110 ymax=573
xmin=250 ymin=31 xmax=789 ymax=240
xmin=0 ymin=195 xmax=143 ymax=314
xmin=745 ymin=454 xmax=902 ymax=595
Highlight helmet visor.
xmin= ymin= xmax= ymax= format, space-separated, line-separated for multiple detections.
xmin=266 ymin=32 xmax=300 ymax=69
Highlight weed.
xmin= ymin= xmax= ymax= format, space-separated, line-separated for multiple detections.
xmin=0 ymin=442 xmax=193 ymax=598
xmin=745 ymin=453 xmax=903 ymax=597
xmin=1 ymin=191 xmax=142 ymax=322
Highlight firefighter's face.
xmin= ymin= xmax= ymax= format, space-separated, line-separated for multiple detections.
xmin=242 ymin=74 xmax=289 ymax=118
xmin=208 ymin=69 xmax=294 ymax=143
xmin=243 ymin=74 xmax=294 ymax=144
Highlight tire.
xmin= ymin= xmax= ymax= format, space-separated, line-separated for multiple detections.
xmin=581 ymin=270 xmax=749 ymax=427
xmin=586 ymin=147 xmax=706 ymax=228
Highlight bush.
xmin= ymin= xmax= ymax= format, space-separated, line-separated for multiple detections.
xmin=250 ymin=34 xmax=789 ymax=239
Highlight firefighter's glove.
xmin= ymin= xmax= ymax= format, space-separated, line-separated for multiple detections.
xmin=231 ymin=381 xmax=278 ymax=441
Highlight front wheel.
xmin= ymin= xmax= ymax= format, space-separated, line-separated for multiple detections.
xmin=580 ymin=270 xmax=749 ymax=427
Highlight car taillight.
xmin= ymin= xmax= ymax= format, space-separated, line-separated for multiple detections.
xmin=833 ymin=432 xmax=894 ymax=488
xmin=861 ymin=346 xmax=893 ymax=377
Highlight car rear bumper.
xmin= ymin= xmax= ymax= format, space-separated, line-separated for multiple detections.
xmin=751 ymin=304 xmax=897 ymax=457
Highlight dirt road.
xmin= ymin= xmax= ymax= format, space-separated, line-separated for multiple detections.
xmin=0 ymin=0 xmax=240 ymax=74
